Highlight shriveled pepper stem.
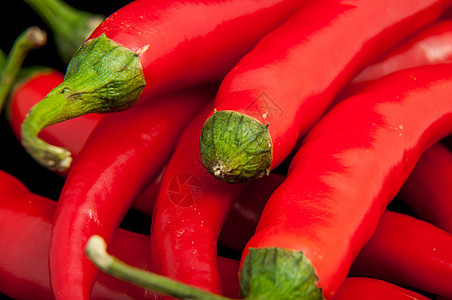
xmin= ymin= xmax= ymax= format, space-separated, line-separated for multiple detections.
xmin=0 ymin=26 xmax=46 ymax=113
xmin=85 ymin=235 xmax=234 ymax=300
xmin=20 ymin=92 xmax=73 ymax=171
xmin=23 ymin=0 xmax=104 ymax=63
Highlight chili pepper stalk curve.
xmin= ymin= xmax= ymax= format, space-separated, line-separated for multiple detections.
xmin=22 ymin=0 xmax=104 ymax=63
xmin=20 ymin=0 xmax=309 ymax=172
xmin=0 ymin=169 xmax=240 ymax=299
xmin=0 ymin=26 xmax=46 ymax=112
xmin=87 ymin=235 xmax=323 ymax=300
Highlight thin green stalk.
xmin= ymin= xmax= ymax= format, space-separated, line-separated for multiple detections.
xmin=23 ymin=0 xmax=104 ymax=62
xmin=85 ymin=235 xmax=234 ymax=300
xmin=0 ymin=26 xmax=46 ymax=113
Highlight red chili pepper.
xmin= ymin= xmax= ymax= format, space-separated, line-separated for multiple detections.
xmin=337 ymin=19 xmax=452 ymax=99
xmin=349 ymin=210 xmax=452 ymax=298
xmin=149 ymin=107 xmax=244 ymax=295
xmin=199 ymin=0 xmax=452 ymax=183
xmin=49 ymin=86 xmax=213 ymax=299
xmin=0 ymin=169 xmax=240 ymax=300
xmin=20 ymin=0 xmax=309 ymax=171
xmin=8 ymin=69 xmax=102 ymax=164
xmin=239 ymin=63 xmax=452 ymax=299
xmin=397 ymin=143 xmax=452 ymax=234
xmin=150 ymin=105 xmax=247 ymax=296
xmin=333 ymin=277 xmax=430 ymax=300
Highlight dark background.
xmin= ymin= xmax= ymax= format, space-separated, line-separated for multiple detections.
xmin=0 ymin=1 xmax=130 ymax=198
xmin=0 ymin=0 xmax=154 ymax=238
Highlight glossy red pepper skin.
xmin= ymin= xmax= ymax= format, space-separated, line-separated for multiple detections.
xmin=337 ymin=19 xmax=452 ymax=99
xmin=0 ymin=170 xmax=240 ymax=300
xmin=350 ymin=210 xmax=452 ymax=298
xmin=200 ymin=0 xmax=452 ymax=182
xmin=398 ymin=143 xmax=452 ymax=234
xmin=333 ymin=277 xmax=430 ymax=300
xmin=49 ymin=87 xmax=213 ymax=299
xmin=241 ymin=63 xmax=452 ymax=299
xmin=150 ymin=106 xmax=246 ymax=295
xmin=88 ymin=0 xmax=309 ymax=98
xmin=8 ymin=69 xmax=102 ymax=164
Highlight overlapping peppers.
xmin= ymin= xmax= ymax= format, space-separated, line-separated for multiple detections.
xmin=3 ymin=1 xmax=452 ymax=300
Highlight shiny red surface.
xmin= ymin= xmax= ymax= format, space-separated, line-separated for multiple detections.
xmin=0 ymin=170 xmax=239 ymax=299
xmin=150 ymin=106 xmax=245 ymax=296
xmin=398 ymin=143 xmax=452 ymax=233
xmin=350 ymin=210 xmax=452 ymax=298
xmin=211 ymin=0 xmax=452 ymax=171
xmin=242 ymin=63 xmax=452 ymax=299
xmin=49 ymin=87 xmax=213 ymax=299
xmin=339 ymin=19 xmax=452 ymax=99
xmin=89 ymin=0 xmax=307 ymax=98
xmin=333 ymin=277 xmax=430 ymax=300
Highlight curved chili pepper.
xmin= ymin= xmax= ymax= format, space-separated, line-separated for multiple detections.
xmin=49 ymin=86 xmax=213 ymax=299
xmin=22 ymin=0 xmax=104 ymax=63
xmin=397 ymin=143 xmax=452 ymax=233
xmin=7 ymin=69 xmax=102 ymax=165
xmin=333 ymin=277 xmax=430 ymax=300
xmin=0 ymin=169 xmax=240 ymax=300
xmin=149 ymin=106 xmax=246 ymax=296
xmin=199 ymin=0 xmax=452 ymax=183
xmin=349 ymin=210 xmax=452 ymax=298
xmin=20 ymin=0 xmax=309 ymax=171
xmin=240 ymin=63 xmax=452 ymax=299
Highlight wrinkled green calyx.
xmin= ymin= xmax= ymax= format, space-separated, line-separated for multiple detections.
xmin=240 ymin=247 xmax=324 ymax=300
xmin=199 ymin=110 xmax=272 ymax=183
xmin=21 ymin=34 xmax=146 ymax=171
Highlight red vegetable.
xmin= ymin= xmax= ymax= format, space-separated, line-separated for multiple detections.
xmin=337 ymin=19 xmax=452 ymax=99
xmin=0 ymin=169 xmax=240 ymax=300
xmin=398 ymin=142 xmax=452 ymax=233
xmin=20 ymin=0 xmax=308 ymax=171
xmin=350 ymin=210 xmax=452 ymax=298
xmin=199 ymin=0 xmax=452 ymax=183
xmin=49 ymin=86 xmax=213 ymax=299
xmin=150 ymin=106 xmax=246 ymax=295
xmin=333 ymin=277 xmax=430 ymax=300
xmin=240 ymin=63 xmax=452 ymax=299
xmin=8 ymin=69 xmax=102 ymax=165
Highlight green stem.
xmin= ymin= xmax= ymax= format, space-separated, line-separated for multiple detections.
xmin=85 ymin=235 xmax=234 ymax=300
xmin=0 ymin=26 xmax=47 ymax=113
xmin=20 ymin=34 xmax=145 ymax=171
xmin=23 ymin=0 xmax=104 ymax=63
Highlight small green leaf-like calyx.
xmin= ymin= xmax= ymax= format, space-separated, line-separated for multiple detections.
xmin=240 ymin=247 xmax=324 ymax=300
xmin=199 ymin=110 xmax=272 ymax=183
xmin=20 ymin=34 xmax=146 ymax=171
xmin=63 ymin=33 xmax=146 ymax=113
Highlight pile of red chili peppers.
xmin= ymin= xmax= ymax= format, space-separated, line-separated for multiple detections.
xmin=2 ymin=0 xmax=452 ymax=299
